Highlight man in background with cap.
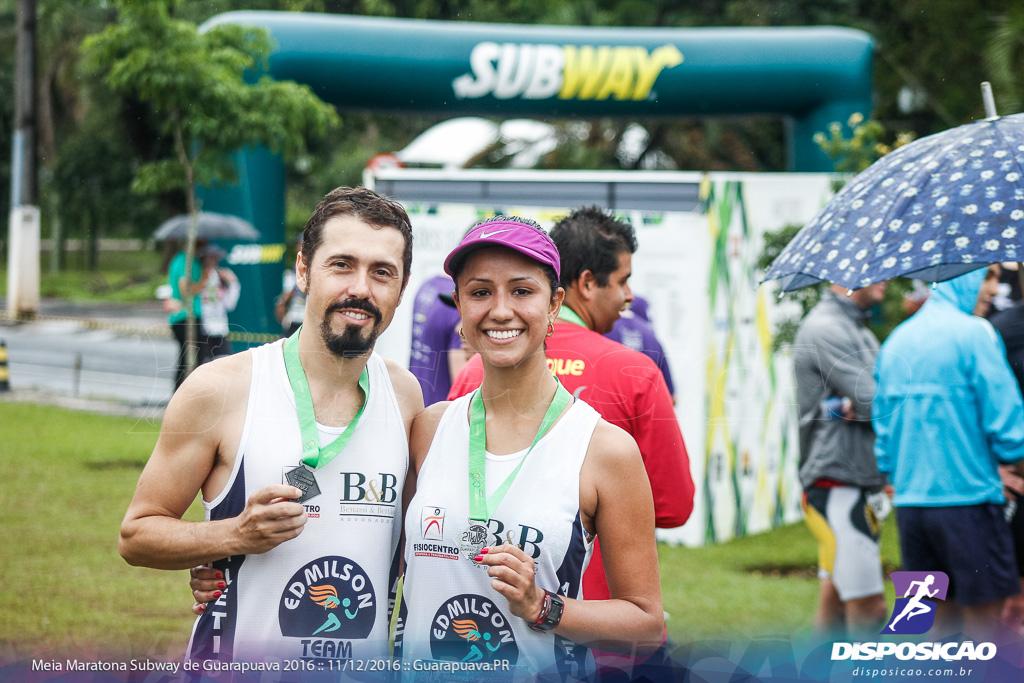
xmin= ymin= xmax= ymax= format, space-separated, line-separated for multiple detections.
xmin=448 ymin=205 xmax=693 ymax=610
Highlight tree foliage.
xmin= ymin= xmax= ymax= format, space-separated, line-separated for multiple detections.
xmin=814 ymin=113 xmax=915 ymax=175
xmin=759 ymin=116 xmax=920 ymax=347
xmin=985 ymin=5 xmax=1024 ymax=115
xmin=81 ymin=0 xmax=338 ymax=206
xmin=4 ymin=0 xmax=1022 ymax=256
xmin=79 ymin=0 xmax=338 ymax=375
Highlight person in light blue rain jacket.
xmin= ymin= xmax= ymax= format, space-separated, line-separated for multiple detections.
xmin=874 ymin=264 xmax=1024 ymax=640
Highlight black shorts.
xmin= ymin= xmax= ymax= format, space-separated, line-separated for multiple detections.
xmin=1010 ymin=499 xmax=1024 ymax=577
xmin=897 ymin=504 xmax=1021 ymax=606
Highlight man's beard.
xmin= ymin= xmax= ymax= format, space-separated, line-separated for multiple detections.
xmin=319 ymin=298 xmax=382 ymax=358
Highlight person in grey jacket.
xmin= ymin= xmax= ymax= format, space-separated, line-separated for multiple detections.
xmin=793 ymin=281 xmax=889 ymax=638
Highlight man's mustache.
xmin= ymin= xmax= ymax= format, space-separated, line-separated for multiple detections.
xmin=326 ymin=298 xmax=381 ymax=323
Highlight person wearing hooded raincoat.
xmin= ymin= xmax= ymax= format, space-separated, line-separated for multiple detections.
xmin=873 ymin=266 xmax=1024 ymax=638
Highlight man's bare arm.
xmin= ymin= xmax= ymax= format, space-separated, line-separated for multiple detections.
xmin=119 ymin=354 xmax=306 ymax=569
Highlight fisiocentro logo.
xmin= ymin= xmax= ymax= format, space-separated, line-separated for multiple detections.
xmin=452 ymin=43 xmax=683 ymax=101
xmin=831 ymin=571 xmax=996 ymax=663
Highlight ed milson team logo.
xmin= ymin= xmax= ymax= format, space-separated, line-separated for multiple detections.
xmin=430 ymin=594 xmax=520 ymax=665
xmin=883 ymin=571 xmax=949 ymax=635
xmin=278 ymin=556 xmax=376 ymax=641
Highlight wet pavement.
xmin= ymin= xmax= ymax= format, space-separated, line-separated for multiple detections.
xmin=0 ymin=298 xmax=176 ymax=413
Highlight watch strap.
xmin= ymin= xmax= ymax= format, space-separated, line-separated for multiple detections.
xmin=528 ymin=589 xmax=565 ymax=632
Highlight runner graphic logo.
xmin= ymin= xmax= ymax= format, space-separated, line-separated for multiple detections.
xmin=883 ymin=571 xmax=949 ymax=635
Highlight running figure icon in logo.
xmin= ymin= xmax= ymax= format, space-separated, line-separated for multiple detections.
xmin=883 ymin=571 xmax=950 ymax=635
xmin=453 ymin=618 xmax=503 ymax=662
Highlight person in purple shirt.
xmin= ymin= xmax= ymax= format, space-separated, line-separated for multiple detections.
xmin=604 ymin=294 xmax=676 ymax=397
xmin=408 ymin=273 xmax=464 ymax=406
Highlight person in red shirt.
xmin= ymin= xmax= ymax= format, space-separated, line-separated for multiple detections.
xmin=449 ymin=206 xmax=694 ymax=602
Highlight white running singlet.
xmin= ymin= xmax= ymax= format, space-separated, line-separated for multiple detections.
xmin=185 ymin=340 xmax=408 ymax=670
xmin=400 ymin=392 xmax=600 ymax=681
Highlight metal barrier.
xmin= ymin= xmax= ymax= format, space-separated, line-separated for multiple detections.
xmin=0 ymin=310 xmax=283 ymax=345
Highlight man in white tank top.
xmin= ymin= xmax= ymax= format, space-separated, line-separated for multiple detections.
xmin=119 ymin=188 xmax=424 ymax=672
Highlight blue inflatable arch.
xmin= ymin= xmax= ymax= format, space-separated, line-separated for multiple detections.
xmin=197 ymin=11 xmax=873 ymax=334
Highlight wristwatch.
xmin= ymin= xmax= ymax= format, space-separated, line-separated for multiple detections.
xmin=528 ymin=590 xmax=565 ymax=632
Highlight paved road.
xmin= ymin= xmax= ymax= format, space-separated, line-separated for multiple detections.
xmin=1 ymin=299 xmax=176 ymax=407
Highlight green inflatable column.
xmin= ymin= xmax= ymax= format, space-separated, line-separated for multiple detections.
xmin=196 ymin=146 xmax=286 ymax=347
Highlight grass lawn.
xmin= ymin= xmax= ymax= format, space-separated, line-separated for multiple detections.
xmin=0 ymin=402 xmax=201 ymax=661
xmin=660 ymin=514 xmax=901 ymax=643
xmin=0 ymin=401 xmax=903 ymax=661
xmin=0 ymin=249 xmax=166 ymax=303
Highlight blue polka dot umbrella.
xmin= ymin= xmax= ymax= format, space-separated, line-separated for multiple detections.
xmin=764 ymin=112 xmax=1024 ymax=291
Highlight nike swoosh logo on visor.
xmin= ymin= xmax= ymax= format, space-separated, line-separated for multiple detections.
xmin=479 ymin=229 xmax=513 ymax=239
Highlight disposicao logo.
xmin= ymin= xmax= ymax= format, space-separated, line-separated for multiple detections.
xmin=831 ymin=570 xmax=997 ymax=664
xmin=452 ymin=42 xmax=683 ymax=102
xmin=884 ymin=571 xmax=948 ymax=635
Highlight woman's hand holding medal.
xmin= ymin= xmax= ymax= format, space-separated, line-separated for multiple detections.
xmin=473 ymin=544 xmax=547 ymax=623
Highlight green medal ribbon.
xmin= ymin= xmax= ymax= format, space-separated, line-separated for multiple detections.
xmin=282 ymin=326 xmax=369 ymax=470
xmin=467 ymin=381 xmax=572 ymax=522
xmin=556 ymin=305 xmax=589 ymax=328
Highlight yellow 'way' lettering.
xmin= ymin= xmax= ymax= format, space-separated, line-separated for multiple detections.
xmin=633 ymin=44 xmax=684 ymax=100
xmin=560 ymin=44 xmax=683 ymax=101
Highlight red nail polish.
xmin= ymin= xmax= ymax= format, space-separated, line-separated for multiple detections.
xmin=473 ymin=556 xmax=482 ymax=562
xmin=216 ymin=572 xmax=223 ymax=579
xmin=217 ymin=581 xmax=226 ymax=589
xmin=481 ymin=548 xmax=489 ymax=555
xmin=213 ymin=590 xmax=222 ymax=598
xmin=198 ymin=604 xmax=206 ymax=612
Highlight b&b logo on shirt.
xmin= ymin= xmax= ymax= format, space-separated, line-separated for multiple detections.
xmin=341 ymin=472 xmax=399 ymax=503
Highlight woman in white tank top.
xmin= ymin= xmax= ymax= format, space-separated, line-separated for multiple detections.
xmin=398 ymin=217 xmax=665 ymax=680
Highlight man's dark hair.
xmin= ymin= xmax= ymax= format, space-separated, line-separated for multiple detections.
xmin=549 ymin=206 xmax=637 ymax=287
xmin=301 ymin=186 xmax=414 ymax=285
xmin=450 ymin=215 xmax=560 ymax=298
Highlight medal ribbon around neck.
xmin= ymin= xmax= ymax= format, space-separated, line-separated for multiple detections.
xmin=467 ymin=380 xmax=572 ymax=522
xmin=282 ymin=326 xmax=369 ymax=470
xmin=557 ymin=305 xmax=588 ymax=328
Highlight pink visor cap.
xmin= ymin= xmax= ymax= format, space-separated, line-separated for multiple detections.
xmin=443 ymin=219 xmax=561 ymax=281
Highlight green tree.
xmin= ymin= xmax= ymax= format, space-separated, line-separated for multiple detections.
xmin=760 ymin=115 xmax=917 ymax=347
xmin=986 ymin=5 xmax=1024 ymax=115
xmin=813 ymin=113 xmax=914 ymax=175
xmin=82 ymin=0 xmax=338 ymax=377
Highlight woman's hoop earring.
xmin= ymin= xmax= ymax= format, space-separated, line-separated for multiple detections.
xmin=546 ymin=321 xmax=555 ymax=337
xmin=458 ymin=326 xmax=466 ymax=341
